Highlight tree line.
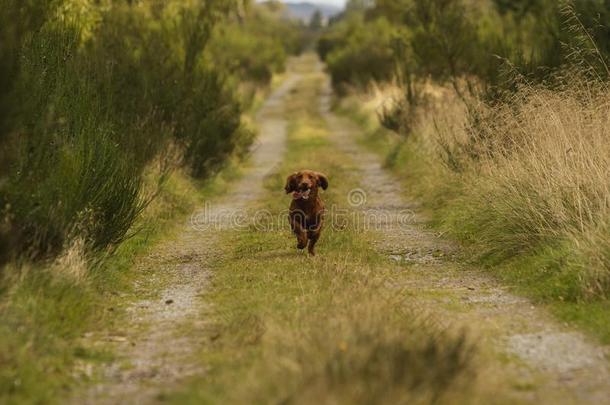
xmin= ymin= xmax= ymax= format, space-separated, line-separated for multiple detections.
xmin=0 ymin=0 xmax=304 ymax=266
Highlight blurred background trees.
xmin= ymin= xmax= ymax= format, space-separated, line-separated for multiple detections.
xmin=0 ymin=0 xmax=304 ymax=264
xmin=319 ymin=0 xmax=610 ymax=96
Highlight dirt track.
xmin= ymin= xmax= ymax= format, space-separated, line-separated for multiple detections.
xmin=74 ymin=74 xmax=300 ymax=405
xmin=73 ymin=58 xmax=610 ymax=404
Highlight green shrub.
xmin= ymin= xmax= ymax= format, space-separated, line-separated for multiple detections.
xmin=321 ymin=0 xmax=610 ymax=100
xmin=209 ymin=24 xmax=286 ymax=85
xmin=321 ymin=15 xmax=397 ymax=92
xmin=1 ymin=26 xmax=146 ymax=259
xmin=207 ymin=2 xmax=306 ymax=86
xmin=178 ymin=69 xmax=253 ymax=178
xmin=0 ymin=0 xmax=296 ymax=263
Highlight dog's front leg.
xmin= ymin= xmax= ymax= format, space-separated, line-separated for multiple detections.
xmin=307 ymin=212 xmax=323 ymax=256
xmin=289 ymin=214 xmax=307 ymax=250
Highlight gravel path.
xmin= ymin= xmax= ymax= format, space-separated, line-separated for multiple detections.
xmin=71 ymin=59 xmax=610 ymax=405
xmin=319 ymin=73 xmax=610 ymax=404
xmin=72 ymin=73 xmax=300 ymax=405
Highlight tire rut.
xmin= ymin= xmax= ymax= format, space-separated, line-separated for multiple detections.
xmin=72 ymin=73 xmax=300 ymax=405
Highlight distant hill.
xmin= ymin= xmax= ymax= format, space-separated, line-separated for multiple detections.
xmin=283 ymin=2 xmax=342 ymax=23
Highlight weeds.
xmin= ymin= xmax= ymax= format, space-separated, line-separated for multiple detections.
xmin=441 ymin=79 xmax=610 ymax=299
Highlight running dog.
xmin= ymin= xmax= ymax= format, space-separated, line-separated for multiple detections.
xmin=284 ymin=170 xmax=329 ymax=256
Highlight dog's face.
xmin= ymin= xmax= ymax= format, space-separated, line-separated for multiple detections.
xmin=285 ymin=170 xmax=328 ymax=200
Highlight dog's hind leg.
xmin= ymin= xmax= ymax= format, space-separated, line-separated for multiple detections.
xmin=307 ymin=232 xmax=320 ymax=256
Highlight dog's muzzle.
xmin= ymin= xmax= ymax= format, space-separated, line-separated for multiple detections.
xmin=293 ymin=189 xmax=311 ymax=200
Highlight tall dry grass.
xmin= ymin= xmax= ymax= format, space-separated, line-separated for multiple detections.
xmin=340 ymin=66 xmax=610 ymax=302
xmin=410 ymin=75 xmax=610 ymax=300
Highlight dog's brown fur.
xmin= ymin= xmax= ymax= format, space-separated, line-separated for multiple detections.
xmin=284 ymin=170 xmax=328 ymax=256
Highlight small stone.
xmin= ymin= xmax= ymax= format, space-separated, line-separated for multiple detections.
xmin=165 ymin=299 xmax=174 ymax=305
xmin=389 ymin=255 xmax=402 ymax=262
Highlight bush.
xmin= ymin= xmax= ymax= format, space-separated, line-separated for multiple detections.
xmin=321 ymin=0 xmax=610 ymax=100
xmin=209 ymin=26 xmax=286 ymax=84
xmin=207 ymin=2 xmax=306 ymax=86
xmin=178 ymin=69 xmax=253 ymax=178
xmin=0 ymin=23 xmax=150 ymax=260
xmin=0 ymin=0 xmax=295 ymax=264
xmin=319 ymin=15 xmax=397 ymax=92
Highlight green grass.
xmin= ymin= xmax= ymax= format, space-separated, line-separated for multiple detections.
xmin=166 ymin=71 xmax=474 ymax=405
xmin=486 ymin=250 xmax=610 ymax=344
xmin=0 ymin=267 xmax=103 ymax=405
xmin=337 ymin=95 xmax=610 ymax=344
xmin=0 ymin=163 xmax=242 ymax=405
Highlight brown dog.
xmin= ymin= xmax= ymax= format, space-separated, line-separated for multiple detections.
xmin=285 ymin=170 xmax=328 ymax=255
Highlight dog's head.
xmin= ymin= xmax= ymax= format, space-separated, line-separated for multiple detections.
xmin=285 ymin=170 xmax=328 ymax=200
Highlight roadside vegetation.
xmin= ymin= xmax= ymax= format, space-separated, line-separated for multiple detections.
xmin=0 ymin=0 xmax=303 ymax=402
xmin=319 ymin=0 xmax=610 ymax=340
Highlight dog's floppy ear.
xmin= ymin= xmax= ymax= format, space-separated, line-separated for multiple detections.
xmin=285 ymin=172 xmax=298 ymax=193
xmin=316 ymin=172 xmax=329 ymax=190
